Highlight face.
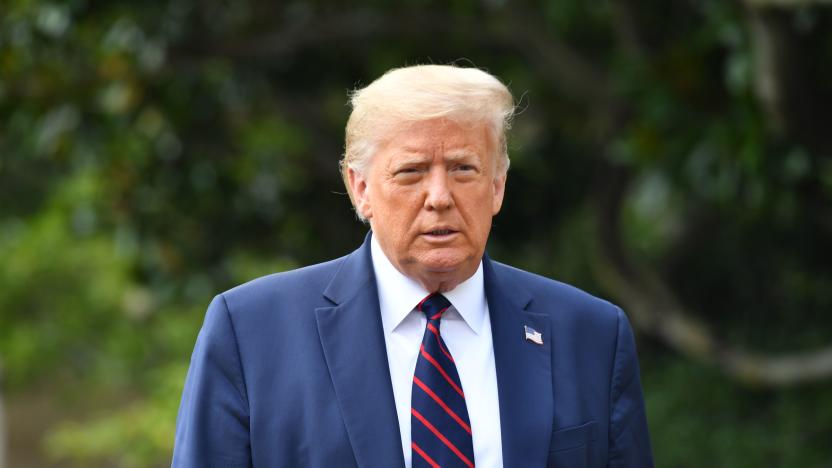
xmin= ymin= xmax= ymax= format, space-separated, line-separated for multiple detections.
xmin=348 ymin=118 xmax=506 ymax=292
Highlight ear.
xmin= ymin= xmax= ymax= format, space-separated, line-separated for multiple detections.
xmin=347 ymin=167 xmax=373 ymax=220
xmin=491 ymin=173 xmax=507 ymax=216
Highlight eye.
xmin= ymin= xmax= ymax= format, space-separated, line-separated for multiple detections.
xmin=394 ymin=167 xmax=421 ymax=177
xmin=392 ymin=166 xmax=425 ymax=182
xmin=452 ymin=163 xmax=479 ymax=174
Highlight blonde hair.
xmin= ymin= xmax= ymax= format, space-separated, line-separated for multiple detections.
xmin=341 ymin=64 xmax=515 ymax=207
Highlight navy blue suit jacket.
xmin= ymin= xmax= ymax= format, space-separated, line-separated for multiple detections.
xmin=173 ymin=234 xmax=653 ymax=467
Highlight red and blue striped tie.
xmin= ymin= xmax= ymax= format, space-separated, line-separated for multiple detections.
xmin=411 ymin=293 xmax=475 ymax=468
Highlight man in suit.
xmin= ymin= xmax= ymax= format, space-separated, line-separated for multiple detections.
xmin=173 ymin=64 xmax=653 ymax=467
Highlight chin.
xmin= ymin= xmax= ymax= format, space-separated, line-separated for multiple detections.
xmin=418 ymin=249 xmax=473 ymax=273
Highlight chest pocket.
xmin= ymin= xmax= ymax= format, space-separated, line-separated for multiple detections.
xmin=547 ymin=420 xmax=597 ymax=468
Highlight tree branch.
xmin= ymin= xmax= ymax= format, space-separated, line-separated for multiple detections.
xmin=593 ymin=168 xmax=832 ymax=387
xmin=498 ymin=10 xmax=614 ymax=107
xmin=745 ymin=0 xmax=832 ymax=7
xmin=166 ymin=8 xmax=614 ymax=113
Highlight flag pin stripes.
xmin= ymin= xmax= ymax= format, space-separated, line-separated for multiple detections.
xmin=524 ymin=325 xmax=543 ymax=345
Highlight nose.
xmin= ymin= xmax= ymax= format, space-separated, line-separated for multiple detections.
xmin=423 ymin=167 xmax=453 ymax=211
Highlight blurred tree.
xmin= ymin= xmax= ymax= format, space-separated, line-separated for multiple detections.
xmin=0 ymin=360 xmax=5 ymax=468
xmin=1 ymin=0 xmax=831 ymax=466
xmin=591 ymin=0 xmax=832 ymax=386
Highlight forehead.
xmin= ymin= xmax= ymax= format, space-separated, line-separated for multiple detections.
xmin=376 ymin=118 xmax=494 ymax=158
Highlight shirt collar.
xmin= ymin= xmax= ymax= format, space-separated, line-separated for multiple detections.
xmin=371 ymin=234 xmax=487 ymax=336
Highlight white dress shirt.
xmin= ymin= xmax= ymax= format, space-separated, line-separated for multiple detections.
xmin=371 ymin=236 xmax=503 ymax=468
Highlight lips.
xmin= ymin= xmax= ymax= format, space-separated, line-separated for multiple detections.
xmin=421 ymin=227 xmax=459 ymax=241
xmin=423 ymin=226 xmax=457 ymax=235
xmin=428 ymin=229 xmax=454 ymax=235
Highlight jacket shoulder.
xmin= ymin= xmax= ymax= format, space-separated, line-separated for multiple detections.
xmin=218 ymin=254 xmax=347 ymax=314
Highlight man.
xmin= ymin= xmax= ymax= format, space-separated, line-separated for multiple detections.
xmin=173 ymin=64 xmax=653 ymax=467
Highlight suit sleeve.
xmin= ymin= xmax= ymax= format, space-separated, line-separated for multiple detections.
xmin=172 ymin=294 xmax=252 ymax=468
xmin=607 ymin=308 xmax=654 ymax=468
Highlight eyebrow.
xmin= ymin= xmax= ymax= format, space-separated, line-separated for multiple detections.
xmin=397 ymin=146 xmax=477 ymax=157
xmin=390 ymin=148 xmax=479 ymax=166
xmin=392 ymin=154 xmax=431 ymax=165
xmin=398 ymin=146 xmax=429 ymax=154
xmin=444 ymin=151 xmax=478 ymax=161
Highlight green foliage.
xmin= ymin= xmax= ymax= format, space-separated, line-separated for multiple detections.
xmin=44 ymin=363 xmax=187 ymax=468
xmin=0 ymin=171 xmax=133 ymax=386
xmin=643 ymin=355 xmax=832 ymax=468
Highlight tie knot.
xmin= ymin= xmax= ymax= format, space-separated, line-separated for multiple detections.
xmin=418 ymin=293 xmax=451 ymax=321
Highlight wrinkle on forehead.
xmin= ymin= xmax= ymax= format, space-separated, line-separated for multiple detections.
xmin=376 ymin=118 xmax=492 ymax=159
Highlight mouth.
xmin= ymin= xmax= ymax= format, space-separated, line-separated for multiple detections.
xmin=421 ymin=228 xmax=459 ymax=241
xmin=427 ymin=229 xmax=455 ymax=236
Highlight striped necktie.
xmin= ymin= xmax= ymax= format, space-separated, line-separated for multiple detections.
xmin=411 ymin=293 xmax=475 ymax=468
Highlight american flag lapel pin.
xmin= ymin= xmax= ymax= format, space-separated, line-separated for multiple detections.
xmin=524 ymin=325 xmax=543 ymax=345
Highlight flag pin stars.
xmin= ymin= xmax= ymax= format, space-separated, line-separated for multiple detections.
xmin=524 ymin=325 xmax=543 ymax=345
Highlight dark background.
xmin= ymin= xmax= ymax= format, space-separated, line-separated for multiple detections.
xmin=2 ymin=0 xmax=832 ymax=466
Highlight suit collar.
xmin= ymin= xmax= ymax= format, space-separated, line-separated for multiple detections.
xmin=370 ymin=233 xmax=487 ymax=336
xmin=369 ymin=233 xmax=429 ymax=336
xmin=316 ymin=233 xmax=406 ymax=468
xmin=321 ymin=233 xmax=375 ymax=306
xmin=484 ymin=256 xmax=554 ymax=467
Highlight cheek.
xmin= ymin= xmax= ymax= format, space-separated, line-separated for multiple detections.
xmin=374 ymin=192 xmax=412 ymax=232
xmin=466 ymin=191 xmax=497 ymax=234
xmin=383 ymin=188 xmax=421 ymax=216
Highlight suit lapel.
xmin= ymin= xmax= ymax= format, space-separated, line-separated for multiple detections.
xmin=484 ymin=257 xmax=554 ymax=467
xmin=315 ymin=235 xmax=406 ymax=468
